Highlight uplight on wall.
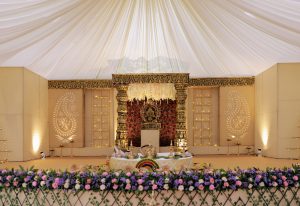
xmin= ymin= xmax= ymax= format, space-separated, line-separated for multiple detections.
xmin=262 ymin=128 xmax=268 ymax=148
xmin=32 ymin=132 xmax=41 ymax=153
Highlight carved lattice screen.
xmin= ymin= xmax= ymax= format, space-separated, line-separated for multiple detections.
xmin=85 ymin=89 xmax=114 ymax=147
xmin=188 ymin=87 xmax=219 ymax=146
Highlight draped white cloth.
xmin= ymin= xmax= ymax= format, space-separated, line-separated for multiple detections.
xmin=0 ymin=0 xmax=300 ymax=79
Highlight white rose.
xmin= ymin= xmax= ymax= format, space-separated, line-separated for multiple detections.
xmin=100 ymin=184 xmax=106 ymax=191
xmin=40 ymin=181 xmax=45 ymax=186
xmin=248 ymin=184 xmax=253 ymax=189
xmin=114 ymin=172 xmax=120 ymax=177
xmin=248 ymin=178 xmax=253 ymax=182
xmin=178 ymin=185 xmax=184 ymax=191
xmin=76 ymin=179 xmax=80 ymax=184
xmin=189 ymin=186 xmax=194 ymax=191
xmin=101 ymin=178 xmax=106 ymax=183
xmin=126 ymin=179 xmax=131 ymax=184
xmin=34 ymin=176 xmax=38 ymax=181
xmin=198 ymin=179 xmax=204 ymax=184
xmin=221 ymin=177 xmax=227 ymax=182
xmin=295 ymin=182 xmax=299 ymax=188
xmin=164 ymin=178 xmax=169 ymax=183
xmin=64 ymin=183 xmax=69 ymax=189
xmin=75 ymin=184 xmax=81 ymax=190
xmin=22 ymin=183 xmax=27 ymax=188
xmin=163 ymin=184 xmax=169 ymax=190
xmin=65 ymin=179 xmax=70 ymax=183
xmin=259 ymin=182 xmax=265 ymax=187
xmin=138 ymin=185 xmax=144 ymax=191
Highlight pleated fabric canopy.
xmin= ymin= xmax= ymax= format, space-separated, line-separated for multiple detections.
xmin=0 ymin=0 xmax=300 ymax=79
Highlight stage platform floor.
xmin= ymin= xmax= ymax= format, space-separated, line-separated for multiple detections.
xmin=1 ymin=155 xmax=299 ymax=170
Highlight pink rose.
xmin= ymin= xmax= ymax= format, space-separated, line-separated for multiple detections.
xmin=32 ymin=181 xmax=37 ymax=187
xmin=236 ymin=180 xmax=242 ymax=186
xmin=209 ymin=178 xmax=215 ymax=184
xmin=52 ymin=182 xmax=58 ymax=189
xmin=137 ymin=179 xmax=144 ymax=185
xmin=87 ymin=178 xmax=92 ymax=184
xmin=152 ymin=184 xmax=158 ymax=190
xmin=13 ymin=181 xmax=18 ymax=187
xmin=5 ymin=182 xmax=10 ymax=187
xmin=24 ymin=177 xmax=29 ymax=182
xmin=42 ymin=175 xmax=47 ymax=181
xmin=126 ymin=172 xmax=131 ymax=177
xmin=224 ymin=182 xmax=229 ymax=187
xmin=55 ymin=178 xmax=60 ymax=184
xmin=293 ymin=176 xmax=298 ymax=181
xmin=272 ymin=175 xmax=277 ymax=180
xmin=198 ymin=185 xmax=204 ymax=190
xmin=209 ymin=184 xmax=215 ymax=190
xmin=282 ymin=176 xmax=287 ymax=181
xmin=125 ymin=184 xmax=131 ymax=190
xmin=85 ymin=184 xmax=90 ymax=190
xmin=111 ymin=178 xmax=117 ymax=183
xmin=102 ymin=172 xmax=108 ymax=176
xmin=178 ymin=179 xmax=183 ymax=184
xmin=6 ymin=175 xmax=12 ymax=181
xmin=283 ymin=181 xmax=289 ymax=187
xmin=113 ymin=184 xmax=118 ymax=190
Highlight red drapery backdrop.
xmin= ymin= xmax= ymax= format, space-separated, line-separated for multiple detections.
xmin=127 ymin=99 xmax=176 ymax=146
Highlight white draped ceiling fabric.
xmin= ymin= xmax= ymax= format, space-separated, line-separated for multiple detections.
xmin=0 ymin=0 xmax=300 ymax=80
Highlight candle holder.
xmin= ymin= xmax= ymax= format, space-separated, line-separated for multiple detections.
xmin=68 ymin=137 xmax=74 ymax=157
xmin=59 ymin=144 xmax=64 ymax=157
xmin=168 ymin=140 xmax=175 ymax=158
xmin=226 ymin=138 xmax=232 ymax=155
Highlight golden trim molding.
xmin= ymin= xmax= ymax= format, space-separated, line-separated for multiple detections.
xmin=48 ymin=80 xmax=113 ymax=89
xmin=48 ymin=76 xmax=254 ymax=89
xmin=189 ymin=77 xmax=255 ymax=87
xmin=112 ymin=73 xmax=189 ymax=85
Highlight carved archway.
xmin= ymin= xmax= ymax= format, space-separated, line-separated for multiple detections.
xmin=112 ymin=73 xmax=189 ymax=149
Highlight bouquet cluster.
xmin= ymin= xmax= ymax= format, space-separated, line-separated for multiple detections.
xmin=0 ymin=166 xmax=299 ymax=192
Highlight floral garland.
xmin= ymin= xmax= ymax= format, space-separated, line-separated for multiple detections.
xmin=0 ymin=166 xmax=299 ymax=192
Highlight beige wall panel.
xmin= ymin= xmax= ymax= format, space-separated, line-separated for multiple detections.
xmin=255 ymin=63 xmax=300 ymax=158
xmin=23 ymin=71 xmax=49 ymax=160
xmin=0 ymin=68 xmax=23 ymax=114
xmin=255 ymin=65 xmax=279 ymax=157
xmin=49 ymin=89 xmax=84 ymax=148
xmin=0 ymin=68 xmax=24 ymax=161
xmin=277 ymin=63 xmax=300 ymax=158
xmin=220 ymin=86 xmax=254 ymax=146
xmin=0 ymin=115 xmax=23 ymax=161
xmin=278 ymin=63 xmax=300 ymax=100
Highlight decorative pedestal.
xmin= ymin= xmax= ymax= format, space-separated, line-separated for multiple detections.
xmin=141 ymin=130 xmax=160 ymax=152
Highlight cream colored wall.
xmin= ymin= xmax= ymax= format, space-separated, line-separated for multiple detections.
xmin=255 ymin=63 xmax=300 ymax=158
xmin=255 ymin=64 xmax=278 ymax=157
xmin=23 ymin=70 xmax=48 ymax=161
xmin=0 ymin=67 xmax=48 ymax=161
xmin=219 ymin=86 xmax=255 ymax=146
xmin=277 ymin=63 xmax=300 ymax=158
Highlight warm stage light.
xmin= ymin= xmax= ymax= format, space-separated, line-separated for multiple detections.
xmin=262 ymin=128 xmax=268 ymax=147
xmin=32 ymin=133 xmax=41 ymax=153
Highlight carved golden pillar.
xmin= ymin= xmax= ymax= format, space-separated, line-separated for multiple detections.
xmin=115 ymin=84 xmax=129 ymax=149
xmin=175 ymin=83 xmax=188 ymax=150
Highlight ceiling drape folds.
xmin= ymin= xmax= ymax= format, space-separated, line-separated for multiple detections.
xmin=0 ymin=0 xmax=299 ymax=79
